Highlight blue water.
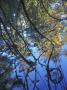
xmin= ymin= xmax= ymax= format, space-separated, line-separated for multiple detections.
xmin=0 ymin=38 xmax=67 ymax=90
xmin=0 ymin=19 xmax=67 ymax=90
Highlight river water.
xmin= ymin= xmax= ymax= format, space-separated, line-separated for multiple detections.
xmin=0 ymin=9 xmax=67 ymax=90
xmin=0 ymin=29 xmax=67 ymax=90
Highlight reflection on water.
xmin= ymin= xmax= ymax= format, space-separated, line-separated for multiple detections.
xmin=0 ymin=9 xmax=67 ymax=90
xmin=0 ymin=27 xmax=67 ymax=90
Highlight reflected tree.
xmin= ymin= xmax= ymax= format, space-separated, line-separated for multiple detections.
xmin=0 ymin=0 xmax=67 ymax=90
